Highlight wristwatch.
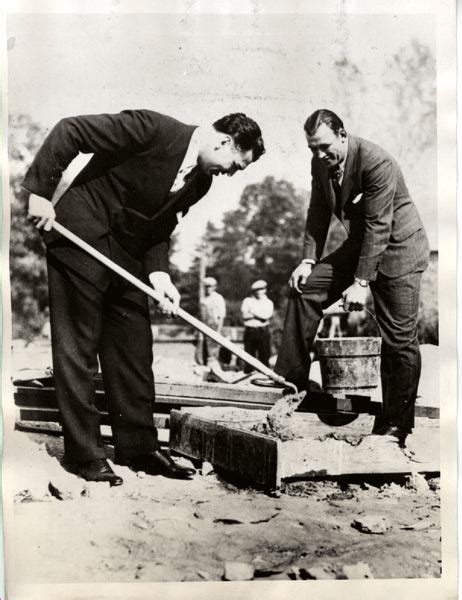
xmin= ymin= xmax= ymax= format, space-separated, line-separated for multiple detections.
xmin=301 ymin=258 xmax=316 ymax=265
xmin=354 ymin=277 xmax=369 ymax=288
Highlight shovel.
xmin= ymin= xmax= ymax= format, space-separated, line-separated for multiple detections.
xmin=51 ymin=222 xmax=302 ymax=404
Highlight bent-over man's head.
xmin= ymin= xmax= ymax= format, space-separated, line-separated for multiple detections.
xmin=198 ymin=113 xmax=265 ymax=177
xmin=304 ymin=109 xmax=347 ymax=172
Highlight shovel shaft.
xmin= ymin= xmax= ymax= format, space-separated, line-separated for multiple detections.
xmin=51 ymin=222 xmax=288 ymax=385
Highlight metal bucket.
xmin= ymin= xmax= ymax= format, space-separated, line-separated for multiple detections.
xmin=315 ymin=311 xmax=381 ymax=398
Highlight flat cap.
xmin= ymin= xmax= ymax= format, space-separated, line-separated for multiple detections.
xmin=251 ymin=280 xmax=267 ymax=291
xmin=203 ymin=276 xmax=218 ymax=286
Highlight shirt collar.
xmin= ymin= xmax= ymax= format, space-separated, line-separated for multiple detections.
xmin=339 ymin=136 xmax=348 ymax=173
xmin=329 ymin=136 xmax=349 ymax=180
xmin=180 ymin=126 xmax=202 ymax=172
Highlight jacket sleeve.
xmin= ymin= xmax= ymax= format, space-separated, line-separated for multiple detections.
xmin=302 ymin=162 xmax=332 ymax=261
xmin=22 ymin=110 xmax=161 ymax=200
xmin=355 ymin=158 xmax=397 ymax=281
xmin=144 ymin=240 xmax=171 ymax=274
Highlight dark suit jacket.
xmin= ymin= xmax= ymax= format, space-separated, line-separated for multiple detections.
xmin=302 ymin=135 xmax=429 ymax=280
xmin=22 ymin=110 xmax=212 ymax=286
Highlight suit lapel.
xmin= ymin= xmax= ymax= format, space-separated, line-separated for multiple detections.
xmin=150 ymin=166 xmax=212 ymax=225
xmin=317 ymin=163 xmax=336 ymax=212
xmin=339 ymin=135 xmax=359 ymax=210
xmin=148 ymin=125 xmax=198 ymax=220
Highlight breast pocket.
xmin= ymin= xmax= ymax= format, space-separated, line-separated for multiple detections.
xmin=343 ymin=193 xmax=364 ymax=220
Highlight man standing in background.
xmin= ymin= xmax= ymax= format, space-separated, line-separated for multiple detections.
xmin=198 ymin=276 xmax=227 ymax=379
xmin=241 ymin=280 xmax=274 ymax=373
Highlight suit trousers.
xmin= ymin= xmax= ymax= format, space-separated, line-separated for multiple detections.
xmin=274 ymin=241 xmax=424 ymax=432
xmin=47 ymin=248 xmax=159 ymax=465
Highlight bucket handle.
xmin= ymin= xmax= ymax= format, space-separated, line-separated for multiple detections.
xmin=363 ymin=307 xmax=382 ymax=337
xmin=320 ymin=303 xmax=381 ymax=338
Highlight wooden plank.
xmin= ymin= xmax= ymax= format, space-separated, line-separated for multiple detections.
xmin=368 ymin=401 xmax=439 ymax=420
xmin=13 ymin=383 xmax=277 ymax=406
xmin=279 ymin=428 xmax=439 ymax=478
xmin=14 ymin=387 xmax=108 ymax=409
xmin=14 ymin=379 xmax=439 ymax=420
xmin=170 ymin=408 xmax=439 ymax=487
xmin=14 ymin=387 xmax=272 ymax=412
xmin=77 ymin=375 xmax=278 ymax=403
xmin=16 ymin=406 xmax=170 ymax=430
xmin=15 ymin=385 xmax=439 ymax=420
xmin=155 ymin=380 xmax=278 ymax=404
xmin=14 ymin=387 xmax=364 ymax=416
xmin=18 ymin=407 xmax=64 ymax=423
xmin=169 ymin=409 xmax=281 ymax=489
xmin=15 ymin=421 xmax=170 ymax=445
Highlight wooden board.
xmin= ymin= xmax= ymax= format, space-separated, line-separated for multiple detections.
xmin=169 ymin=407 xmax=439 ymax=489
xmin=14 ymin=382 xmax=439 ymax=420
xmin=14 ymin=387 xmax=274 ymax=413
xmin=169 ymin=409 xmax=282 ymax=489
xmin=279 ymin=429 xmax=439 ymax=479
xmin=16 ymin=406 xmax=170 ymax=430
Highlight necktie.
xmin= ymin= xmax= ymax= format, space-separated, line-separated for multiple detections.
xmin=330 ymin=169 xmax=343 ymax=216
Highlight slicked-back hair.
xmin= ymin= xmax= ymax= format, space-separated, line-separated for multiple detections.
xmin=213 ymin=113 xmax=265 ymax=161
xmin=304 ymin=109 xmax=344 ymax=136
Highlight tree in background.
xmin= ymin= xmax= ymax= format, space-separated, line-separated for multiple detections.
xmin=387 ymin=39 xmax=436 ymax=155
xmin=9 ymin=114 xmax=49 ymax=339
xmin=204 ymin=176 xmax=307 ymax=327
xmin=327 ymin=41 xmax=438 ymax=344
xmin=8 ymin=39 xmax=438 ymax=345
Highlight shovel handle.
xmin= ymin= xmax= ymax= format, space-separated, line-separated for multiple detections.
xmin=51 ymin=222 xmax=289 ymax=386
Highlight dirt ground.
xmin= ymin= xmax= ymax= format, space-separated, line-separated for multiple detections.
xmin=6 ymin=339 xmax=441 ymax=583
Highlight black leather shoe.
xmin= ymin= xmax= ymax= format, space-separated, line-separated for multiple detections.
xmin=73 ymin=458 xmax=124 ymax=486
xmin=126 ymin=450 xmax=195 ymax=479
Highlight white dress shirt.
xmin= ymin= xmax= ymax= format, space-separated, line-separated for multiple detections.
xmin=169 ymin=127 xmax=201 ymax=194
xmin=241 ymin=295 xmax=274 ymax=328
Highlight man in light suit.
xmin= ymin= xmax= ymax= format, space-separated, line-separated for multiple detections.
xmin=254 ymin=109 xmax=429 ymax=444
xmin=24 ymin=109 xmax=265 ymax=485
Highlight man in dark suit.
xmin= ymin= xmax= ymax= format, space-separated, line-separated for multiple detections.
xmin=24 ymin=109 xmax=265 ymax=485
xmin=254 ymin=109 xmax=429 ymax=445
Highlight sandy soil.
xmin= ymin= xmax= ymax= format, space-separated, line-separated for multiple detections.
xmin=8 ymin=429 xmax=441 ymax=583
xmin=6 ymin=339 xmax=441 ymax=583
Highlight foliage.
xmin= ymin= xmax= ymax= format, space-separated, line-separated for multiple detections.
xmin=417 ymin=255 xmax=438 ymax=344
xmin=387 ymin=39 xmax=436 ymax=155
xmin=201 ymin=176 xmax=307 ymax=325
xmin=9 ymin=115 xmax=48 ymax=339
